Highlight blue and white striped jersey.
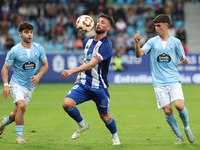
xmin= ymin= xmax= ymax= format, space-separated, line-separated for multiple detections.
xmin=79 ymin=36 xmax=113 ymax=89
xmin=141 ymin=35 xmax=185 ymax=87
xmin=5 ymin=42 xmax=47 ymax=90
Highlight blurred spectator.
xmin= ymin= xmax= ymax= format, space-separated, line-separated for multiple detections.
xmin=47 ymin=3 xmax=57 ymax=19
xmin=0 ymin=12 xmax=9 ymax=35
xmin=115 ymin=32 xmax=127 ymax=54
xmin=115 ymin=18 xmax=127 ymax=33
xmin=27 ymin=3 xmax=38 ymax=21
xmin=15 ymin=14 xmax=25 ymax=26
xmin=84 ymin=0 xmax=96 ymax=14
xmin=116 ymin=4 xmax=126 ymax=21
xmin=37 ymin=16 xmax=46 ymax=36
xmin=48 ymin=25 xmax=56 ymax=43
xmin=18 ymin=4 xmax=28 ymax=20
xmin=126 ymin=5 xmax=136 ymax=27
xmin=126 ymin=34 xmax=135 ymax=52
xmin=55 ymin=22 xmax=65 ymax=43
xmin=5 ymin=34 xmax=15 ymax=51
xmin=176 ymin=26 xmax=186 ymax=44
xmin=168 ymin=25 xmax=176 ymax=37
xmin=112 ymin=51 xmax=124 ymax=72
xmin=107 ymin=7 xmax=117 ymax=23
xmin=175 ymin=2 xmax=184 ymax=21
xmin=181 ymin=41 xmax=188 ymax=54
xmin=155 ymin=6 xmax=164 ymax=16
xmin=96 ymin=0 xmax=106 ymax=14
xmin=73 ymin=37 xmax=83 ymax=51
xmin=38 ymin=2 xmax=46 ymax=18
xmin=68 ymin=2 xmax=77 ymax=15
xmin=0 ymin=33 xmax=7 ymax=50
xmin=57 ymin=4 xmax=67 ymax=16
xmin=1 ymin=2 xmax=10 ymax=14
xmin=136 ymin=1 xmax=145 ymax=15
xmin=9 ymin=0 xmax=20 ymax=10
xmin=144 ymin=8 xmax=155 ymax=22
xmin=145 ymin=19 xmax=155 ymax=35
xmin=67 ymin=12 xmax=76 ymax=28
xmin=56 ymin=12 xmax=68 ymax=28
xmin=66 ymin=37 xmax=74 ymax=51
xmin=8 ymin=13 xmax=18 ymax=28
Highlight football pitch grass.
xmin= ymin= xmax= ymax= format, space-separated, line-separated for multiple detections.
xmin=0 ymin=84 xmax=199 ymax=150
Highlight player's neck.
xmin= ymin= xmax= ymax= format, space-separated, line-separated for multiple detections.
xmin=94 ymin=33 xmax=107 ymax=41
xmin=159 ymin=32 xmax=170 ymax=41
xmin=21 ymin=41 xmax=32 ymax=49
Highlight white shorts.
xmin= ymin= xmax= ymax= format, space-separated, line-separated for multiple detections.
xmin=154 ymin=83 xmax=184 ymax=109
xmin=10 ymin=79 xmax=34 ymax=105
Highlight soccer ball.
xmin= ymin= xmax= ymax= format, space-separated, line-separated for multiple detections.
xmin=76 ymin=15 xmax=94 ymax=33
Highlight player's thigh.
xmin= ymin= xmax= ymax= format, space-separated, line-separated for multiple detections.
xmin=154 ymin=86 xmax=171 ymax=110
xmin=10 ymin=81 xmax=32 ymax=105
xmin=169 ymin=83 xmax=184 ymax=102
xmin=65 ymin=82 xmax=90 ymax=105
xmin=92 ymin=88 xmax=110 ymax=114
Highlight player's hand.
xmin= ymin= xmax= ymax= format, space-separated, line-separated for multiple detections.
xmin=180 ymin=55 xmax=188 ymax=65
xmin=2 ymin=86 xmax=10 ymax=99
xmin=29 ymin=75 xmax=40 ymax=87
xmin=60 ymin=70 xmax=72 ymax=80
xmin=134 ymin=31 xmax=141 ymax=43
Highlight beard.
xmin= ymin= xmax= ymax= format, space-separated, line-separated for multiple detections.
xmin=95 ymin=28 xmax=106 ymax=34
xmin=22 ymin=36 xmax=32 ymax=43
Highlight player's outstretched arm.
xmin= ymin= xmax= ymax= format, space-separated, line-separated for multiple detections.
xmin=29 ymin=58 xmax=49 ymax=87
xmin=180 ymin=55 xmax=188 ymax=66
xmin=61 ymin=58 xmax=98 ymax=80
xmin=134 ymin=31 xmax=145 ymax=58
xmin=1 ymin=64 xmax=11 ymax=99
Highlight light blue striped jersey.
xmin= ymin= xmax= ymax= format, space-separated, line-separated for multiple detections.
xmin=5 ymin=42 xmax=47 ymax=90
xmin=80 ymin=36 xmax=113 ymax=89
xmin=141 ymin=35 xmax=185 ymax=87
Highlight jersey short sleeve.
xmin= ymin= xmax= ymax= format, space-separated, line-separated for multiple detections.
xmin=5 ymin=48 xmax=16 ymax=66
xmin=175 ymin=39 xmax=185 ymax=60
xmin=38 ymin=45 xmax=47 ymax=62
xmin=141 ymin=39 xmax=152 ymax=55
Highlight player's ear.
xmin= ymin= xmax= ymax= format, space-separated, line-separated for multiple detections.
xmin=107 ymin=25 xmax=111 ymax=31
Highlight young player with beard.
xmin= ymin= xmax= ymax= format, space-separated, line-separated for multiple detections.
xmin=61 ymin=13 xmax=120 ymax=145
xmin=134 ymin=14 xmax=195 ymax=144
xmin=0 ymin=22 xmax=48 ymax=143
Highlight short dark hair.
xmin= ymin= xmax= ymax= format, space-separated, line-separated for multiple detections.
xmin=18 ymin=22 xmax=34 ymax=32
xmin=99 ymin=13 xmax=115 ymax=26
xmin=153 ymin=14 xmax=170 ymax=25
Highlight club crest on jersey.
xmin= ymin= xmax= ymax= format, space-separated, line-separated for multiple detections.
xmin=34 ymin=50 xmax=38 ymax=58
xmin=157 ymin=53 xmax=171 ymax=64
xmin=169 ymin=43 xmax=174 ymax=50
xmin=95 ymin=45 xmax=99 ymax=51
xmin=23 ymin=61 xmax=36 ymax=72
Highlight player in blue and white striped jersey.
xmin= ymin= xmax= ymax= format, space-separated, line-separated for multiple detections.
xmin=61 ymin=13 xmax=120 ymax=145
xmin=0 ymin=22 xmax=48 ymax=143
xmin=134 ymin=14 xmax=195 ymax=144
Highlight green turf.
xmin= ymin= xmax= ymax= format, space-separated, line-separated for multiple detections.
xmin=0 ymin=84 xmax=199 ymax=150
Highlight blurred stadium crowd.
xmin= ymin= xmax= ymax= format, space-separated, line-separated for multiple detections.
xmin=0 ymin=0 xmax=190 ymax=55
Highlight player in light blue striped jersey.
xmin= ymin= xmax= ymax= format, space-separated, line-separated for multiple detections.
xmin=0 ymin=22 xmax=48 ymax=143
xmin=61 ymin=13 xmax=120 ymax=145
xmin=134 ymin=14 xmax=195 ymax=144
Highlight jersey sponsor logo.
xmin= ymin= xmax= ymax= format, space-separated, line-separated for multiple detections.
xmin=85 ymin=54 xmax=92 ymax=60
xmin=157 ymin=53 xmax=171 ymax=64
xmin=23 ymin=61 xmax=36 ymax=72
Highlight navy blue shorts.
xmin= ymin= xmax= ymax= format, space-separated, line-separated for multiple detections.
xmin=66 ymin=82 xmax=110 ymax=114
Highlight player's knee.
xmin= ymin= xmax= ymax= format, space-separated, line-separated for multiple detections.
xmin=164 ymin=108 xmax=173 ymax=116
xmin=100 ymin=114 xmax=110 ymax=123
xmin=62 ymin=98 xmax=75 ymax=109
xmin=9 ymin=112 xmax=15 ymax=122
xmin=174 ymin=100 xmax=184 ymax=111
